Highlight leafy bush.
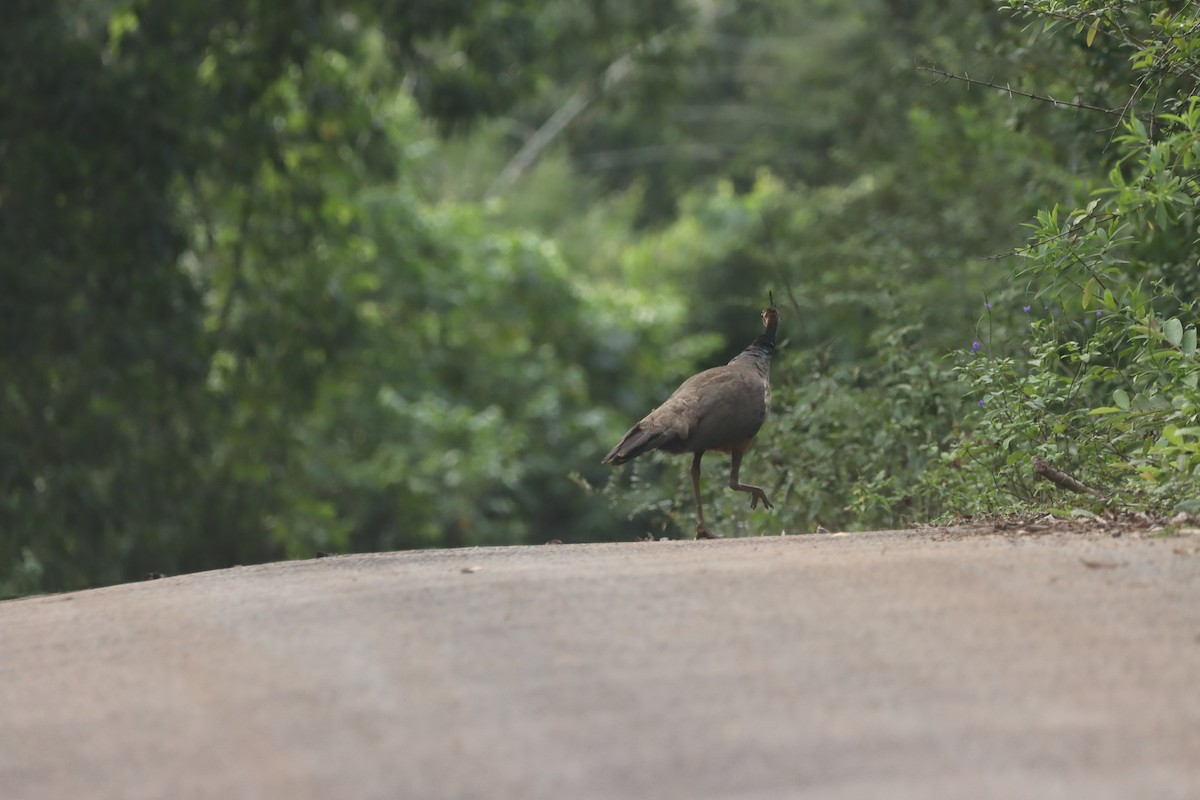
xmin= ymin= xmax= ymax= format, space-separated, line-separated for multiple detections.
xmin=932 ymin=2 xmax=1200 ymax=517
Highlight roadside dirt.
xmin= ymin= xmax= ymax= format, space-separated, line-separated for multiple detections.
xmin=2 ymin=523 xmax=1199 ymax=800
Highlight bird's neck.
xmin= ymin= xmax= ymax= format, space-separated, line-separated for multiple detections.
xmin=729 ymin=310 xmax=778 ymax=372
xmin=729 ymin=339 xmax=774 ymax=371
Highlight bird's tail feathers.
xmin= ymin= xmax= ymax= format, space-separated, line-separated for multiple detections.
xmin=602 ymin=425 xmax=679 ymax=465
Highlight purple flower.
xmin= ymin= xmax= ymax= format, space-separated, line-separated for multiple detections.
xmin=971 ymin=340 xmax=982 ymax=353
xmin=984 ymin=301 xmax=993 ymax=309
xmin=978 ymin=399 xmax=985 ymax=407
xmin=1096 ymin=310 xmax=1102 ymax=317
xmin=1023 ymin=305 xmax=1031 ymax=313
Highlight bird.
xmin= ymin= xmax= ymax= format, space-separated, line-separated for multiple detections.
xmin=603 ymin=295 xmax=779 ymax=539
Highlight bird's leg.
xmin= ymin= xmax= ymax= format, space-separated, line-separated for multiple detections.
xmin=691 ymin=451 xmax=720 ymax=539
xmin=729 ymin=448 xmax=773 ymax=510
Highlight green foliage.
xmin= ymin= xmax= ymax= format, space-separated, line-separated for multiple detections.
xmin=587 ymin=0 xmax=1069 ymax=536
xmin=766 ymin=324 xmax=963 ymax=532
xmin=0 ymin=0 xmax=694 ymax=596
xmin=936 ymin=1 xmax=1200 ymax=517
xmin=597 ymin=0 xmax=1200 ymax=536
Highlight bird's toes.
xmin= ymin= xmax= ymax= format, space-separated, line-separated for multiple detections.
xmin=753 ymin=489 xmax=773 ymax=509
xmin=696 ymin=524 xmax=722 ymax=540
xmin=749 ymin=490 xmax=773 ymax=510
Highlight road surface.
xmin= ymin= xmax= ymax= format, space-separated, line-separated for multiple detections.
xmin=2 ymin=526 xmax=1199 ymax=799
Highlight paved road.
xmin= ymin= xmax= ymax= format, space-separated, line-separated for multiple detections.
xmin=2 ymin=528 xmax=1199 ymax=799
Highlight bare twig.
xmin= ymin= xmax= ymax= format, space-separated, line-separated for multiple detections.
xmin=486 ymin=84 xmax=603 ymax=198
xmin=1031 ymin=455 xmax=1106 ymax=498
xmin=916 ymin=65 xmax=1146 ymax=123
xmin=215 ymin=189 xmax=255 ymax=343
xmin=487 ymin=26 xmax=678 ymax=198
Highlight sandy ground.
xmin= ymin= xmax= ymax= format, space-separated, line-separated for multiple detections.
xmin=2 ymin=526 xmax=1199 ymax=800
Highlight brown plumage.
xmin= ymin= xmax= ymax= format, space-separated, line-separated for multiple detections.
xmin=603 ymin=297 xmax=779 ymax=539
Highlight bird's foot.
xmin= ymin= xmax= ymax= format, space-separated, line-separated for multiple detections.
xmin=696 ymin=524 xmax=722 ymax=540
xmin=747 ymin=487 xmax=774 ymax=510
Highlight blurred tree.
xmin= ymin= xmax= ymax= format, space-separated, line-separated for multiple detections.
xmin=0 ymin=0 xmax=691 ymax=595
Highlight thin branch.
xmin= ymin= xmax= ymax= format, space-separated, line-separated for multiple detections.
xmin=758 ymin=211 xmax=804 ymax=326
xmin=1005 ymin=3 xmax=1140 ymax=48
xmin=215 ymin=189 xmax=255 ymax=343
xmin=1110 ymin=67 xmax=1160 ymax=147
xmin=487 ymin=2 xmax=743 ymax=197
xmin=1020 ymin=3 xmax=1200 ymax=85
xmin=1064 ymin=248 xmax=1114 ymax=297
xmin=486 ymin=27 xmax=677 ymax=198
xmin=1031 ymin=455 xmax=1106 ymax=499
xmin=486 ymin=84 xmax=601 ymax=198
xmin=983 ymin=210 xmax=1124 ymax=261
xmin=183 ymin=169 xmax=217 ymax=255
xmin=916 ymin=65 xmax=1146 ymax=123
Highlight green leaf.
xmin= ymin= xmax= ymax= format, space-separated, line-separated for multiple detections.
xmin=1086 ymin=23 xmax=1099 ymax=47
xmin=1082 ymin=277 xmax=1096 ymax=309
xmin=1113 ymin=388 xmax=1130 ymax=410
xmin=1184 ymin=327 xmax=1197 ymax=356
xmin=107 ymin=9 xmax=140 ymax=57
xmin=1174 ymin=499 xmax=1200 ymax=515
xmin=1164 ymin=317 xmax=1184 ymax=347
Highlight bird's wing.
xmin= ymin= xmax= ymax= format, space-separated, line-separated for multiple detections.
xmin=670 ymin=367 xmax=768 ymax=452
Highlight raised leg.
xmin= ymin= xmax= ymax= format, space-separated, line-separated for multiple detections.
xmin=691 ymin=451 xmax=720 ymax=539
xmin=729 ymin=448 xmax=773 ymax=510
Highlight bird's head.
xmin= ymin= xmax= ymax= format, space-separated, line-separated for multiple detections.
xmin=761 ymin=292 xmax=780 ymax=344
